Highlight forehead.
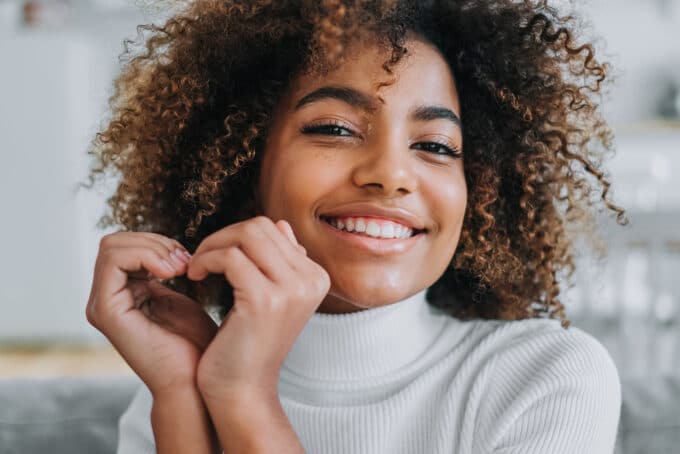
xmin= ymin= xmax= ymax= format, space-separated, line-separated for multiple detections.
xmin=286 ymin=37 xmax=461 ymax=114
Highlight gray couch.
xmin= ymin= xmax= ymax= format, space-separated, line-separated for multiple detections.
xmin=0 ymin=375 xmax=678 ymax=453
xmin=0 ymin=376 xmax=139 ymax=454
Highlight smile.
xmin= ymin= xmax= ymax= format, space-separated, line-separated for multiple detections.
xmin=320 ymin=216 xmax=425 ymax=255
xmin=322 ymin=215 xmax=421 ymax=239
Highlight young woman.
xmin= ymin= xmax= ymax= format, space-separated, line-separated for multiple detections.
xmin=84 ymin=1 xmax=626 ymax=452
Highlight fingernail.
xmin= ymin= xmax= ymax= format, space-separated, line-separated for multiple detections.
xmin=173 ymin=248 xmax=189 ymax=264
xmin=181 ymin=250 xmax=192 ymax=261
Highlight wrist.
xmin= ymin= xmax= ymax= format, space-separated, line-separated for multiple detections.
xmin=150 ymin=378 xmax=201 ymax=403
xmin=152 ymin=384 xmax=204 ymax=408
xmin=199 ymin=380 xmax=278 ymax=411
xmin=203 ymin=387 xmax=304 ymax=454
xmin=151 ymin=386 xmax=220 ymax=454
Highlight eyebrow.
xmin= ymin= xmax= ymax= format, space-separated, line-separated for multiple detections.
xmin=294 ymin=86 xmax=378 ymax=112
xmin=411 ymin=106 xmax=462 ymax=128
xmin=294 ymin=85 xmax=462 ymax=129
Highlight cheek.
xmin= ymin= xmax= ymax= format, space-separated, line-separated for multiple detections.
xmin=425 ymin=168 xmax=467 ymax=236
xmin=261 ymin=150 xmax=343 ymax=217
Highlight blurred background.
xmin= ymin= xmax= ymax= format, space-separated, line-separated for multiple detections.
xmin=0 ymin=0 xmax=678 ymax=382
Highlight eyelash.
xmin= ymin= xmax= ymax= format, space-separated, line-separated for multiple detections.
xmin=300 ymin=122 xmax=462 ymax=158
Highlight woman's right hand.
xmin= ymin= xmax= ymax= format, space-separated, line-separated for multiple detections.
xmin=85 ymin=232 xmax=218 ymax=399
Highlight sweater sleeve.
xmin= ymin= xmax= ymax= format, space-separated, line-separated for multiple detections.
xmin=473 ymin=324 xmax=622 ymax=454
xmin=116 ymin=383 xmax=157 ymax=454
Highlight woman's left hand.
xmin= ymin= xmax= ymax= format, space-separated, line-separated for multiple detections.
xmin=187 ymin=216 xmax=331 ymax=404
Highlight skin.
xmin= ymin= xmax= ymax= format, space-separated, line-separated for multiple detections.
xmin=86 ymin=34 xmax=468 ymax=453
xmin=257 ymin=34 xmax=468 ymax=314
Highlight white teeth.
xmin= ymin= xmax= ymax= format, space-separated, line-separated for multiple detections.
xmin=366 ymin=221 xmax=381 ymax=236
xmin=326 ymin=216 xmax=415 ymax=239
xmin=380 ymin=223 xmax=395 ymax=238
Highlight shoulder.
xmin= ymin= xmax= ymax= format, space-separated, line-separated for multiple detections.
xmin=475 ymin=317 xmax=621 ymax=402
xmin=489 ymin=317 xmax=619 ymax=382
xmin=116 ymin=381 xmax=156 ymax=454
xmin=465 ymin=316 xmax=618 ymax=374
xmin=470 ymin=317 xmax=622 ymax=453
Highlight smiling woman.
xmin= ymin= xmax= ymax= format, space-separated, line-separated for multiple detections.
xmin=82 ymin=1 xmax=626 ymax=453
xmin=257 ymin=36 xmax=467 ymax=314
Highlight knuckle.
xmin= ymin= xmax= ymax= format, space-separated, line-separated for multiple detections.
xmin=98 ymin=233 xmax=115 ymax=250
xmin=254 ymin=215 xmax=271 ymax=226
xmin=85 ymin=303 xmax=101 ymax=326
xmin=145 ymin=232 xmax=173 ymax=251
xmin=85 ymin=305 xmax=95 ymax=324
xmin=243 ymin=220 xmax=260 ymax=236
xmin=292 ymin=282 xmax=309 ymax=300
xmin=252 ymin=290 xmax=278 ymax=314
xmin=315 ymin=267 xmax=331 ymax=293
xmin=222 ymin=246 xmax=239 ymax=261
xmin=98 ymin=249 xmax=115 ymax=265
xmin=267 ymin=292 xmax=284 ymax=311
xmin=252 ymin=216 xmax=274 ymax=232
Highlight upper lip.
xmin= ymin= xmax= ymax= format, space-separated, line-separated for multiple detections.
xmin=320 ymin=203 xmax=427 ymax=231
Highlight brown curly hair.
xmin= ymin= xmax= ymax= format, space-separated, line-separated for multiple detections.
xmin=83 ymin=0 xmax=627 ymax=329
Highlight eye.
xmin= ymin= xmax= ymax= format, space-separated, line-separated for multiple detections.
xmin=300 ymin=122 xmax=355 ymax=137
xmin=412 ymin=141 xmax=462 ymax=158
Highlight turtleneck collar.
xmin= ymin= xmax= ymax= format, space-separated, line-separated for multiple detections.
xmin=280 ymin=289 xmax=449 ymax=382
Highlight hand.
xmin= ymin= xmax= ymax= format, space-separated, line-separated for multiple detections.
xmin=186 ymin=216 xmax=331 ymax=402
xmin=85 ymin=232 xmax=218 ymax=399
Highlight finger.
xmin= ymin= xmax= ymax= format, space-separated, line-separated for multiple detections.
xmin=190 ymin=218 xmax=295 ymax=282
xmin=276 ymin=220 xmax=297 ymax=244
xmin=193 ymin=216 xmax=287 ymax=256
xmin=99 ymin=234 xmax=191 ymax=275
xmin=255 ymin=218 xmax=305 ymax=270
xmin=101 ymin=231 xmax=190 ymax=257
xmin=188 ymin=246 xmax=270 ymax=292
xmin=276 ymin=220 xmax=307 ymax=256
xmin=98 ymin=246 xmax=185 ymax=310
xmin=143 ymin=281 xmax=218 ymax=351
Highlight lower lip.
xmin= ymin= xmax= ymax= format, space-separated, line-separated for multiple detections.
xmin=320 ymin=219 xmax=424 ymax=255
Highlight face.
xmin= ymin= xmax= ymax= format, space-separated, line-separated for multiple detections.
xmin=257 ymin=35 xmax=467 ymax=313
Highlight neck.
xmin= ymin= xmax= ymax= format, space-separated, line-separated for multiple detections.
xmin=281 ymin=288 xmax=450 ymax=382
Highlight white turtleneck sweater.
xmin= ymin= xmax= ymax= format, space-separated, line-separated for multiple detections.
xmin=116 ymin=289 xmax=621 ymax=453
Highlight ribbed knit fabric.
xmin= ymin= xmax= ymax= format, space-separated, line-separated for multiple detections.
xmin=116 ymin=289 xmax=621 ymax=454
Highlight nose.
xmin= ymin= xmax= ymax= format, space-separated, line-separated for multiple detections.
xmin=350 ymin=138 xmax=418 ymax=197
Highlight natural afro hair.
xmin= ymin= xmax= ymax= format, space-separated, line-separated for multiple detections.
xmin=84 ymin=0 xmax=627 ymax=328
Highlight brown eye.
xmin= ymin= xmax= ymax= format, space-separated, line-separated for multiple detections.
xmin=301 ymin=123 xmax=354 ymax=137
xmin=412 ymin=141 xmax=462 ymax=158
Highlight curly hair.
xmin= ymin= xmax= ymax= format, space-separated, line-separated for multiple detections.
xmin=83 ymin=0 xmax=627 ymax=329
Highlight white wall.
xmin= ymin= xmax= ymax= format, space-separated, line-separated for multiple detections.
xmin=0 ymin=5 xmax=148 ymax=343
xmin=0 ymin=1 xmax=678 ymax=343
xmin=0 ymin=31 xmax=114 ymax=343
